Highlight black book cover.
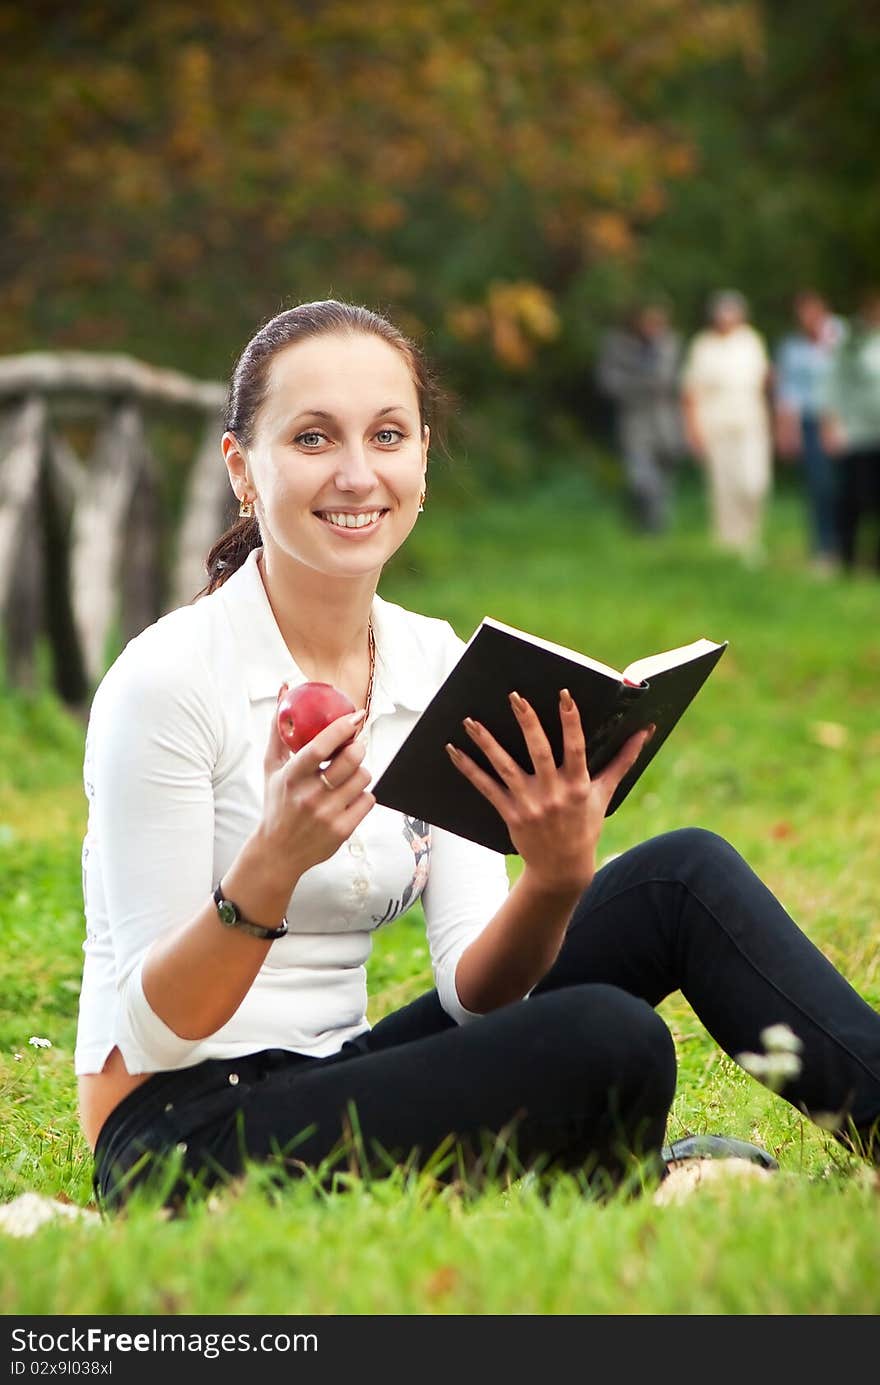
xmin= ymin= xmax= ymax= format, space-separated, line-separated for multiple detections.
xmin=372 ymin=620 xmax=727 ymax=855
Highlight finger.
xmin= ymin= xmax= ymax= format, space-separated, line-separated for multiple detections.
xmin=318 ymin=762 xmax=372 ymax=802
xmin=292 ymin=709 xmax=367 ymax=777
xmin=461 ymin=716 xmax=525 ymax=790
xmin=558 ymin=688 xmax=588 ymax=779
xmin=507 ymin=691 xmax=557 ymax=781
xmin=445 ymin=742 xmax=510 ymax=817
xmin=319 ymin=736 xmax=367 ymax=785
xmin=594 ymin=725 xmax=655 ymax=801
xmin=337 ymin=790 xmax=376 ymax=836
xmin=265 ymin=683 xmax=293 ymax=772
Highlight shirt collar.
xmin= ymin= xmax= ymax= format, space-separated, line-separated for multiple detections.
xmin=216 ymin=547 xmax=436 ymax=715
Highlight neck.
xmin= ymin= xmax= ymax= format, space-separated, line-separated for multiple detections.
xmin=258 ymin=548 xmax=377 ymax=689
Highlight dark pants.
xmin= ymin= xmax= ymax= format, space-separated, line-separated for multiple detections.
xmin=800 ymin=413 xmax=840 ymax=558
xmin=93 ymin=829 xmax=880 ymax=1211
xmin=837 ymin=446 xmax=880 ymax=572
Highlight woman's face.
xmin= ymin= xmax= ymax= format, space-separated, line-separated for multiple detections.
xmin=225 ymin=330 xmax=428 ymax=583
xmin=711 ymin=301 xmax=744 ymax=333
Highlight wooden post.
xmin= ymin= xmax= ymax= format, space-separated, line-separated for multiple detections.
xmin=171 ymin=409 xmax=229 ymax=608
xmin=0 ymin=396 xmax=47 ymax=690
xmin=120 ymin=460 xmax=164 ymax=646
xmin=0 ymin=353 xmax=227 ymax=702
xmin=69 ymin=400 xmax=146 ymax=683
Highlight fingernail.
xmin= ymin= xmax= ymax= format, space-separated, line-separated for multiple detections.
xmin=463 ymin=716 xmax=479 ymax=734
xmin=350 ymin=708 xmax=367 ymax=724
xmin=559 ymin=688 xmax=574 ymax=710
xmin=509 ymin=691 xmax=526 ymax=712
xmin=645 ymin=724 xmax=656 ymax=741
xmin=445 ymin=742 xmax=463 ymax=762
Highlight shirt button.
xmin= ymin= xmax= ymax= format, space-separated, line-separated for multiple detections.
xmin=354 ymin=878 xmax=369 ymax=895
xmin=349 ymin=840 xmax=365 ymax=858
xmin=228 ymin=1072 xmax=240 ymax=1086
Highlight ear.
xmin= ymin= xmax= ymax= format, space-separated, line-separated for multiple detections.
xmin=421 ymin=423 xmax=430 ymax=478
xmin=221 ymin=431 xmax=249 ymax=502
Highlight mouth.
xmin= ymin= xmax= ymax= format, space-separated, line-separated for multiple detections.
xmin=314 ymin=507 xmax=389 ymax=535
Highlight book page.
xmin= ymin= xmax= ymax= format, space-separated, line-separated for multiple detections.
xmin=623 ymin=638 xmax=725 ymax=685
xmin=477 ymin=617 xmax=623 ymax=680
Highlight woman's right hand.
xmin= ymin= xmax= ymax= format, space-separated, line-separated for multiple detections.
xmin=257 ymin=688 xmax=374 ymax=880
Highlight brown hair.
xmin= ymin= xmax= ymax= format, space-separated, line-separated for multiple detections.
xmin=197 ymin=299 xmax=443 ymax=597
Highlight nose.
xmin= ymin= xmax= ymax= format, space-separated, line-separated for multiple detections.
xmin=333 ymin=444 xmax=378 ymax=496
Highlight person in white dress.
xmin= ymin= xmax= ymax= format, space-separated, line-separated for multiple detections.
xmin=681 ymin=290 xmax=773 ymax=561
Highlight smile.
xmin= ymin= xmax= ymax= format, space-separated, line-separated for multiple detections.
xmin=315 ymin=509 xmax=388 ymax=532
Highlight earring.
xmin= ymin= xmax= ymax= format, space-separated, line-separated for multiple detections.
xmin=418 ymin=490 xmax=426 ymax=513
xmin=239 ymin=496 xmax=255 ymax=519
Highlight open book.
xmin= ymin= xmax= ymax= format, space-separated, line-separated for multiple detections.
xmin=373 ymin=617 xmax=727 ymax=854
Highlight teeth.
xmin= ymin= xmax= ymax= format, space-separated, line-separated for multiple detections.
xmin=320 ymin=510 xmax=384 ymax=529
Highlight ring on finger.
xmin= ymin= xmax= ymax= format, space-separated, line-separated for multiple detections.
xmin=319 ymin=770 xmax=334 ymax=791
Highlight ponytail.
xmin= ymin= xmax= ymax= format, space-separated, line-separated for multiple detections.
xmin=195 ymin=515 xmax=261 ymax=599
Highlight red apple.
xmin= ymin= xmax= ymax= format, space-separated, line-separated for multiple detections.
xmin=276 ymin=681 xmax=356 ymax=752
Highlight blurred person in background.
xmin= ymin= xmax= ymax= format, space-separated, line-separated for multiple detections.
xmin=681 ymin=290 xmax=773 ymax=565
xmin=596 ymin=301 xmax=684 ymax=534
xmin=774 ymin=290 xmax=846 ymax=577
xmin=819 ymin=289 xmax=880 ymax=577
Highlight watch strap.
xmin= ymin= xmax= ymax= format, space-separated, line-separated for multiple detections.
xmin=213 ymin=883 xmax=288 ymax=941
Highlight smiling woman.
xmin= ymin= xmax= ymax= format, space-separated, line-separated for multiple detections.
xmin=74 ymin=299 xmax=880 ymax=1215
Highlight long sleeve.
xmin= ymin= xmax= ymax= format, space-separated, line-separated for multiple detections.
xmin=86 ymin=623 xmax=223 ymax=1070
xmin=421 ymin=826 xmax=512 ymax=1024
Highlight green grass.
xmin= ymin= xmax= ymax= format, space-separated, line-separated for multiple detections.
xmin=1 ymin=464 xmax=879 ymax=1315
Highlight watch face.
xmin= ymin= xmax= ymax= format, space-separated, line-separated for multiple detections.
xmin=218 ymin=899 xmax=237 ymax=926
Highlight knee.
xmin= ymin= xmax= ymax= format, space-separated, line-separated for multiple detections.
xmin=543 ymin=985 xmax=677 ymax=1108
xmin=649 ymin=826 xmax=745 ymax=883
xmin=614 ymin=994 xmax=677 ymax=1110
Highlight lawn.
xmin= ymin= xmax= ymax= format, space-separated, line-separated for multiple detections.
xmin=1 ymin=462 xmax=879 ymax=1315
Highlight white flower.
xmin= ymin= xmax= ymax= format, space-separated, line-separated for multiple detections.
xmin=811 ymin=1110 xmax=844 ymax=1132
xmin=28 ymin=1036 xmax=52 ymax=1049
xmin=737 ymin=1047 xmax=802 ymax=1091
xmin=13 ymin=1053 xmax=22 ymax=1062
xmin=760 ymin=1023 xmax=802 ymax=1055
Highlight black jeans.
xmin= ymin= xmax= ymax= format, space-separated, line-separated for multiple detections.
xmin=93 ymin=829 xmax=880 ymax=1211
xmin=837 ymin=446 xmax=880 ymax=572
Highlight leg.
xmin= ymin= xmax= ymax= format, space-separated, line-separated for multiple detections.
xmin=866 ymin=447 xmax=880 ymax=573
xmin=836 ymin=450 xmax=860 ymax=570
xmin=619 ymin=414 xmax=667 ymax=533
xmin=735 ymin=428 xmax=771 ymax=560
xmin=94 ymin=985 xmax=676 ymax=1210
xmin=800 ymin=414 xmax=839 ymax=560
xmin=532 ymin=828 xmax=880 ymax=1155
xmin=702 ymin=434 xmax=734 ymax=547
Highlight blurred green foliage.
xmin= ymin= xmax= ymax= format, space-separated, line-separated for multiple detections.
xmin=1 ymin=1 xmax=877 ymax=482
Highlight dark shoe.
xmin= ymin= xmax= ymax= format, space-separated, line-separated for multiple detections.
xmin=661 ymin=1134 xmax=778 ymax=1172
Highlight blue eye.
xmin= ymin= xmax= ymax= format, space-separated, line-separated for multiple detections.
xmin=376 ymin=428 xmax=404 ymax=444
xmin=296 ymin=431 xmax=326 ymax=448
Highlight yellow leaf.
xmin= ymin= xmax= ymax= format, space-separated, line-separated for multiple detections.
xmin=809 ymin=721 xmax=849 ymax=749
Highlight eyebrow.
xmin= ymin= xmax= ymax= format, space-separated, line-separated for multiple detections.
xmin=290 ymin=405 xmax=411 ymax=424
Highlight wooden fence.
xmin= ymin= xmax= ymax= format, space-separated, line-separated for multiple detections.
xmin=0 ymin=352 xmax=233 ymax=711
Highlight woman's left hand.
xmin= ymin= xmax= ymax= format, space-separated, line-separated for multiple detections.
xmin=446 ymin=690 xmax=653 ymax=895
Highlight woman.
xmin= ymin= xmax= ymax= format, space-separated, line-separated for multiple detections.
xmin=76 ymin=300 xmax=880 ymax=1212
xmin=681 ymin=290 xmax=773 ymax=563
xmin=773 ymin=289 xmax=846 ymax=575
xmin=820 ymin=289 xmax=880 ymax=576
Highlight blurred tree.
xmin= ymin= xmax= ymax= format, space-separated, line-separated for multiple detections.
xmin=637 ymin=0 xmax=880 ymax=339
xmin=4 ymin=2 xmax=877 ymax=485
xmin=0 ymin=1 xmax=756 ymax=390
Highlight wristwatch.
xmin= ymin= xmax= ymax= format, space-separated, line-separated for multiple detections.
xmin=213 ymin=882 xmax=289 ymax=941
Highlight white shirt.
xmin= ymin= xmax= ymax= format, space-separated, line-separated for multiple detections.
xmin=682 ymin=324 xmax=770 ymax=435
xmin=74 ymin=547 xmax=512 ymax=1076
